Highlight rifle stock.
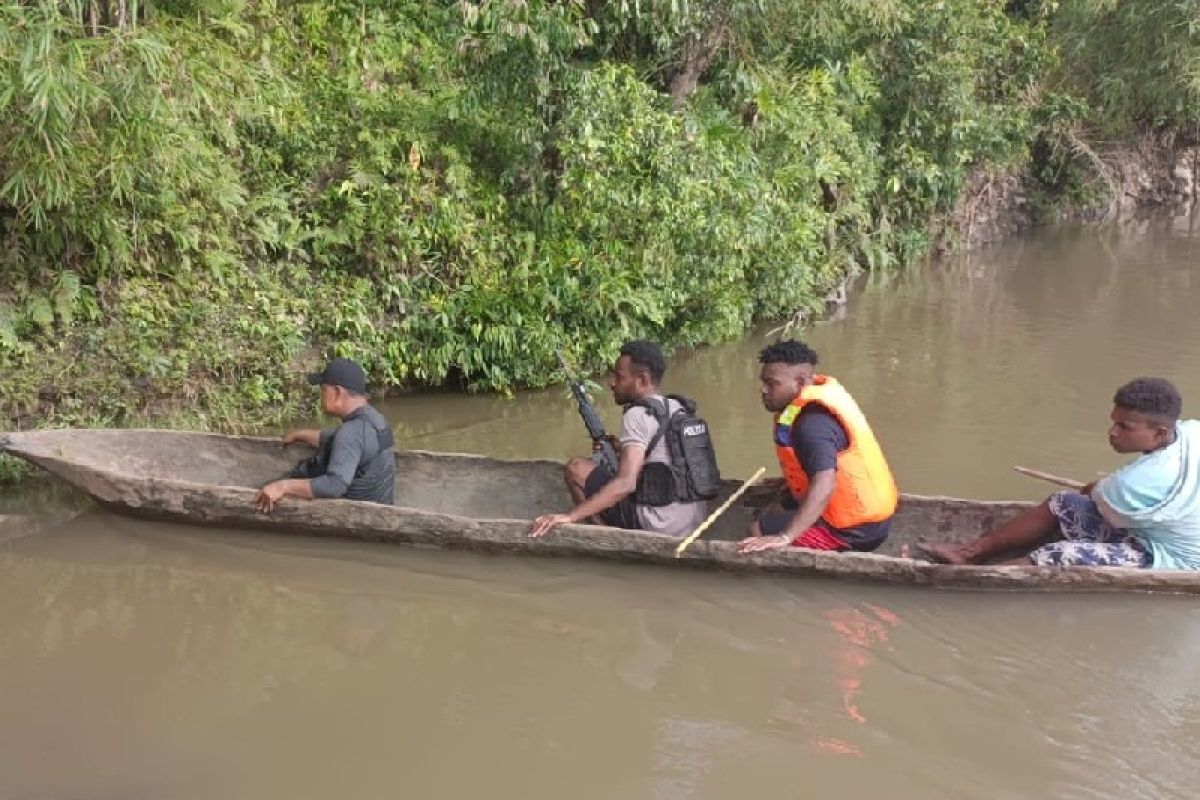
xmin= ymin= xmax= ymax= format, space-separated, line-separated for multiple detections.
xmin=556 ymin=351 xmax=619 ymax=474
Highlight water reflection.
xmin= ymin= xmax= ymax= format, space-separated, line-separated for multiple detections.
xmin=1 ymin=517 xmax=1198 ymax=799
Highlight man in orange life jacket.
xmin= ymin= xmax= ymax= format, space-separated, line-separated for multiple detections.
xmin=738 ymin=340 xmax=899 ymax=555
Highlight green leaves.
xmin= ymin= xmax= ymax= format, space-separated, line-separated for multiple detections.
xmin=24 ymin=296 xmax=54 ymax=330
xmin=0 ymin=0 xmax=1179 ymax=431
xmin=1051 ymin=0 xmax=1200 ymax=132
xmin=51 ymin=270 xmax=81 ymax=325
xmin=0 ymin=305 xmax=17 ymax=350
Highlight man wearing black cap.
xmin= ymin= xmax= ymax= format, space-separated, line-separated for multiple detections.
xmin=255 ymin=357 xmax=396 ymax=512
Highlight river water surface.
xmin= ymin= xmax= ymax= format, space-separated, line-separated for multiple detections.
xmin=2 ymin=214 xmax=1199 ymax=799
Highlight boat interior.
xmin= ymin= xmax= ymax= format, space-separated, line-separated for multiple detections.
xmin=4 ymin=429 xmax=1035 ymax=558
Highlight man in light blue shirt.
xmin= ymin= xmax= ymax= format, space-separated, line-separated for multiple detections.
xmin=922 ymin=377 xmax=1200 ymax=569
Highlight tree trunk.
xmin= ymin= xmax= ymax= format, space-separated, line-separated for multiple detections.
xmin=666 ymin=17 xmax=730 ymax=110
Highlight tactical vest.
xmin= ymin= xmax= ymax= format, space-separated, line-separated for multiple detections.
xmin=627 ymin=394 xmax=721 ymax=506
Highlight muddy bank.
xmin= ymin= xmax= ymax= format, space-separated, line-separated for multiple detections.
xmin=952 ymin=130 xmax=1200 ymax=251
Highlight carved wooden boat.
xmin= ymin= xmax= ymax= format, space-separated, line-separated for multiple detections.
xmin=4 ymin=428 xmax=1198 ymax=594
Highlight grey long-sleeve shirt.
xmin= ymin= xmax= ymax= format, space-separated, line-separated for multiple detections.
xmin=288 ymin=404 xmax=396 ymax=504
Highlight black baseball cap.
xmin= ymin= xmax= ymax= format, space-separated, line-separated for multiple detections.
xmin=307 ymin=357 xmax=367 ymax=394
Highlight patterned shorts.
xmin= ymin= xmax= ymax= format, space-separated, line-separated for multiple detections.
xmin=1028 ymin=491 xmax=1151 ymax=568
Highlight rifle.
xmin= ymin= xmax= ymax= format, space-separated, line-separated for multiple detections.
xmin=555 ymin=351 xmax=619 ymax=474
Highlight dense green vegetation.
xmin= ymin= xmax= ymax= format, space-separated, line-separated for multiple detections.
xmin=0 ymin=0 xmax=1196 ymax=442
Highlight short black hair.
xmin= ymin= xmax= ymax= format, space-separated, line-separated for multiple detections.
xmin=758 ymin=339 xmax=819 ymax=366
xmin=619 ymin=340 xmax=666 ymax=384
xmin=1114 ymin=377 xmax=1182 ymax=423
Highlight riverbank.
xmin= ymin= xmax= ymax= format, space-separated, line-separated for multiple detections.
xmin=953 ymin=132 xmax=1200 ymax=251
xmin=1 ymin=0 xmax=1197 ymax=448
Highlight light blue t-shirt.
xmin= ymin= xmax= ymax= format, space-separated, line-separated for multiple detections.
xmin=1096 ymin=420 xmax=1200 ymax=570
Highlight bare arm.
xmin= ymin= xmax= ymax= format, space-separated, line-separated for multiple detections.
xmin=738 ymin=469 xmax=836 ymax=553
xmin=780 ymin=469 xmax=836 ymax=540
xmin=256 ymin=477 xmax=315 ymax=513
xmin=529 ymin=444 xmax=646 ymax=537
xmin=568 ymin=444 xmax=645 ymax=523
xmin=282 ymin=429 xmax=322 ymax=447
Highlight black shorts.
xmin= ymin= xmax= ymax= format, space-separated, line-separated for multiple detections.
xmin=583 ymin=463 xmax=642 ymax=530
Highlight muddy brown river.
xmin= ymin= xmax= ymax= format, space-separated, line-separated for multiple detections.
xmin=2 ymin=213 xmax=1199 ymax=798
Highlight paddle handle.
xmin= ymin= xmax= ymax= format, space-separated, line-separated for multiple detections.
xmin=674 ymin=467 xmax=768 ymax=558
xmin=1012 ymin=465 xmax=1085 ymax=490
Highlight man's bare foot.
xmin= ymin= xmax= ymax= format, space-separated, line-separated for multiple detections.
xmin=916 ymin=540 xmax=976 ymax=565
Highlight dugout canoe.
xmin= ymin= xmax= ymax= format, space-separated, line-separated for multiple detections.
xmin=3 ymin=428 xmax=1198 ymax=594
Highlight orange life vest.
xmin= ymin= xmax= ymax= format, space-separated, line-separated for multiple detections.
xmin=773 ymin=376 xmax=898 ymax=529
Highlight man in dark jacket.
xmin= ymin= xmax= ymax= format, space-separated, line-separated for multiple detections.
xmin=255 ymin=357 xmax=395 ymax=513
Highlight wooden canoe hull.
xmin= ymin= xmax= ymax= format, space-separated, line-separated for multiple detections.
xmin=4 ymin=428 xmax=1199 ymax=594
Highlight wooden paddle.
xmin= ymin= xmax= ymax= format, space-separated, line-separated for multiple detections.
xmin=675 ymin=467 xmax=768 ymax=558
xmin=1012 ymin=465 xmax=1085 ymax=490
